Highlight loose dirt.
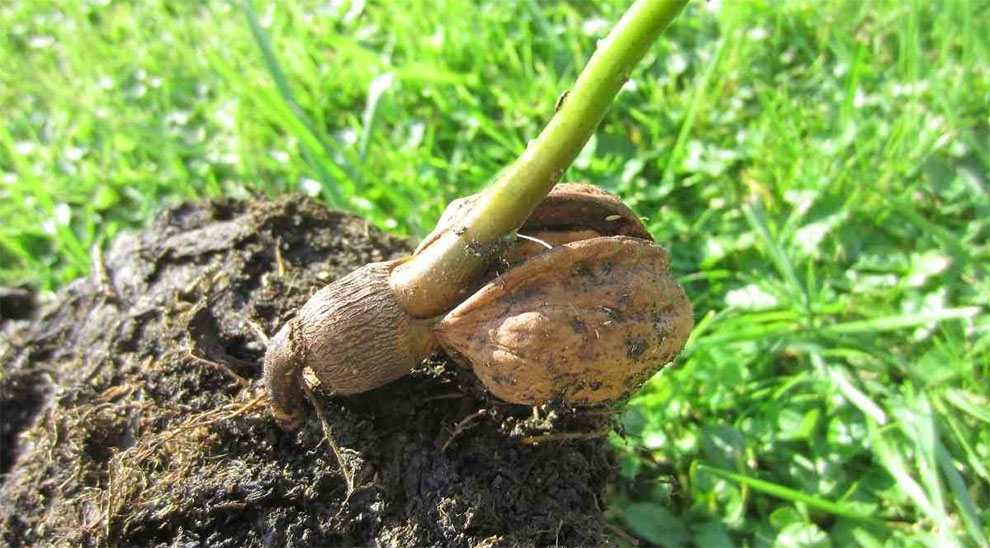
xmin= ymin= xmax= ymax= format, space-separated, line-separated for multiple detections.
xmin=0 ymin=196 xmax=613 ymax=547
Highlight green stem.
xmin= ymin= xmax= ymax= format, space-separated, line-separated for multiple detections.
xmin=392 ymin=0 xmax=689 ymax=317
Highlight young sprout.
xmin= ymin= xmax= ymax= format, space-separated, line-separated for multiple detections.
xmin=264 ymin=0 xmax=691 ymax=429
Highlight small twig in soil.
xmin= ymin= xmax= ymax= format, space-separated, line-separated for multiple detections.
xmin=212 ymin=501 xmax=249 ymax=511
xmin=243 ymin=316 xmax=270 ymax=346
xmin=187 ymin=348 xmax=249 ymax=387
xmin=99 ymin=383 xmax=137 ymax=402
xmin=114 ymin=392 xmax=266 ymax=475
xmin=442 ymin=408 xmax=487 ymax=452
xmin=91 ymin=242 xmax=120 ymax=304
xmin=606 ymin=522 xmax=641 ymax=546
xmin=46 ymin=402 xmax=62 ymax=463
xmin=193 ymin=393 xmax=266 ymax=429
xmin=274 ymin=237 xmax=287 ymax=277
xmin=301 ymin=383 xmax=355 ymax=497
xmin=520 ymin=428 xmax=613 ymax=445
xmin=137 ymin=393 xmax=266 ymax=459
xmin=135 ymin=393 xmax=267 ymax=461
xmin=104 ymin=461 xmax=116 ymax=541
xmin=422 ymin=392 xmax=467 ymax=402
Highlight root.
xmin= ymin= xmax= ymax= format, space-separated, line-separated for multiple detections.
xmin=520 ymin=427 xmax=612 ymax=445
xmin=515 ymin=232 xmax=554 ymax=249
xmin=301 ymin=383 xmax=355 ymax=497
xmin=187 ymin=348 xmax=249 ymax=387
xmin=442 ymin=408 xmax=487 ymax=452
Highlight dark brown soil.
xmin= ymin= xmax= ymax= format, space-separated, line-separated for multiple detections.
xmin=0 ymin=196 xmax=614 ymax=547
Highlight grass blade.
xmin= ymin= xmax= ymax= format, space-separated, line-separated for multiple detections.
xmin=823 ymin=308 xmax=980 ymax=335
xmin=904 ymin=393 xmax=948 ymax=527
xmin=935 ymin=439 xmax=989 ymax=547
xmin=810 ymin=351 xmax=888 ymax=425
xmin=867 ymin=421 xmax=941 ymax=523
xmin=742 ymin=201 xmax=808 ymax=311
xmin=242 ymin=1 xmax=354 ymax=206
xmin=359 ymin=72 xmax=395 ymax=163
xmin=941 ymin=388 xmax=990 ymax=424
xmin=659 ymin=26 xmax=729 ymax=189
xmin=696 ymin=464 xmax=887 ymax=526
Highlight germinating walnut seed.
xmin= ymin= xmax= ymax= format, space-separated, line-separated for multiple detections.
xmin=265 ymin=185 xmax=690 ymax=428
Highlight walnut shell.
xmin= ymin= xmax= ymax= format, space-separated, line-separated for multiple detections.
xmin=414 ymin=182 xmax=652 ymax=256
xmin=435 ymin=236 xmax=693 ymax=406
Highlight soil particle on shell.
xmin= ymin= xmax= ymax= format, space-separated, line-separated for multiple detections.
xmin=0 ymin=195 xmax=613 ymax=547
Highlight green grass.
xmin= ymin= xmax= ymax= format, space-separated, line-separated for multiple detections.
xmin=2 ymin=0 xmax=988 ymax=546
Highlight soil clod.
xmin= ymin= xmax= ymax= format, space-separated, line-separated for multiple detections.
xmin=0 ymin=196 xmax=612 ymax=547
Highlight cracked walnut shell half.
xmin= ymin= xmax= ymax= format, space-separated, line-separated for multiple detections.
xmin=435 ymin=236 xmax=693 ymax=406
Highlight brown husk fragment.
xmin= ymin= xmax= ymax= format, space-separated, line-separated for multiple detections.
xmin=436 ymin=236 xmax=693 ymax=406
xmin=0 ymin=196 xmax=612 ymax=547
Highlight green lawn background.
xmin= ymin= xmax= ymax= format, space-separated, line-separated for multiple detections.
xmin=2 ymin=0 xmax=988 ymax=546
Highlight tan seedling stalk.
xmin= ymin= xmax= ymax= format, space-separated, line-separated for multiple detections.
xmin=391 ymin=0 xmax=690 ymax=317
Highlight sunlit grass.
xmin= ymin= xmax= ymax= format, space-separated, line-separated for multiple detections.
xmin=2 ymin=0 xmax=988 ymax=546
